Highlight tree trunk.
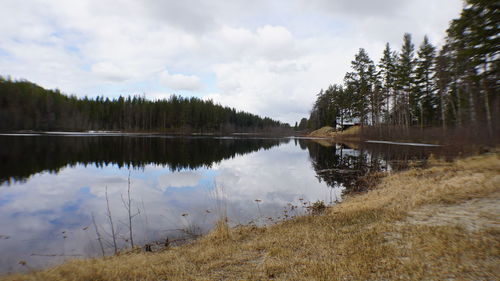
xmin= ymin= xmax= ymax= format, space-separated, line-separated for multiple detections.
xmin=440 ymin=89 xmax=447 ymax=131
xmin=466 ymin=71 xmax=476 ymax=124
xmin=456 ymin=84 xmax=462 ymax=127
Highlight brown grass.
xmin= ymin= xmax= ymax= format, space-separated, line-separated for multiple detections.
xmin=3 ymin=152 xmax=500 ymax=280
xmin=308 ymin=125 xmax=361 ymax=140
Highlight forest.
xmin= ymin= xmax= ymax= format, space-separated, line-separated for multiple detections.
xmin=306 ymin=0 xmax=498 ymax=137
xmin=0 ymin=78 xmax=289 ymax=133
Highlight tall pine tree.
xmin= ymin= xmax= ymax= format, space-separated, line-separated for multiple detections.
xmin=344 ymin=48 xmax=376 ymax=125
xmin=378 ymin=43 xmax=398 ymax=124
xmin=395 ymin=33 xmax=416 ymax=128
xmin=415 ymin=35 xmax=437 ymax=128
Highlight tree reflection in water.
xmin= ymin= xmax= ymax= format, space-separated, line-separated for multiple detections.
xmin=0 ymin=135 xmax=288 ymax=185
xmin=300 ymin=139 xmax=447 ymax=194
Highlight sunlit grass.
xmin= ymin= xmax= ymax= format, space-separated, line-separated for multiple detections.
xmin=309 ymin=125 xmax=361 ymax=140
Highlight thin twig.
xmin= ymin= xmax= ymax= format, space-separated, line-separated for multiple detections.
xmin=91 ymin=212 xmax=105 ymax=257
xmin=105 ymin=186 xmax=118 ymax=254
xmin=126 ymin=170 xmax=134 ymax=248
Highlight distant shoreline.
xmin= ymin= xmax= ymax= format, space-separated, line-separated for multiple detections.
xmin=0 ymin=130 xmax=294 ymax=138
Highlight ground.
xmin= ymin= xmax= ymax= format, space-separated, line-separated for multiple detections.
xmin=2 ymin=151 xmax=499 ymax=281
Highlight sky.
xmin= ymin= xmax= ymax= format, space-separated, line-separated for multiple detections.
xmin=0 ymin=0 xmax=463 ymax=124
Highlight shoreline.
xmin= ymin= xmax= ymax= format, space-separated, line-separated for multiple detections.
xmin=308 ymin=125 xmax=500 ymax=148
xmin=0 ymin=131 xmax=294 ymax=138
xmin=307 ymin=126 xmax=362 ymax=142
xmin=2 ymin=150 xmax=499 ymax=280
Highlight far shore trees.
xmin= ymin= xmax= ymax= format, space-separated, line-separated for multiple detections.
xmin=0 ymin=78 xmax=289 ymax=134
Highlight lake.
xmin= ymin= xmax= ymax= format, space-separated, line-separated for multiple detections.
xmin=0 ymin=134 xmax=444 ymax=274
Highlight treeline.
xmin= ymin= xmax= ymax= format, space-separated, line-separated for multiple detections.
xmin=0 ymin=78 xmax=289 ymax=133
xmin=307 ymin=0 xmax=498 ymax=134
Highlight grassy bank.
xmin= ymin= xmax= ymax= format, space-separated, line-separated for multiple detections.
xmin=308 ymin=125 xmax=499 ymax=147
xmin=308 ymin=126 xmax=361 ymax=140
xmin=4 ymin=152 xmax=499 ymax=280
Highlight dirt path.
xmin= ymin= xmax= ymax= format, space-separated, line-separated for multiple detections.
xmin=406 ymin=192 xmax=500 ymax=232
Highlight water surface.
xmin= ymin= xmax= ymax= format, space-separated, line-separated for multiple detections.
xmin=0 ymin=135 xmax=443 ymax=273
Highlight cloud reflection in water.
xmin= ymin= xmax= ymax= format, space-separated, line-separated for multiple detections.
xmin=0 ymin=140 xmax=341 ymax=273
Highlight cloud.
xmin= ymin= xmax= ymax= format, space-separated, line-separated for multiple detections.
xmin=91 ymin=62 xmax=134 ymax=82
xmin=302 ymin=0 xmax=405 ymax=18
xmin=158 ymin=171 xmax=203 ymax=188
xmin=255 ymin=25 xmax=296 ymax=60
xmin=142 ymin=0 xmax=218 ymax=33
xmin=159 ymin=70 xmax=202 ymax=91
xmin=299 ymin=0 xmax=462 ymax=46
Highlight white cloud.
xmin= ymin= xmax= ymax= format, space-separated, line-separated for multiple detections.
xmin=302 ymin=0 xmax=405 ymax=18
xmin=158 ymin=171 xmax=203 ymax=188
xmin=159 ymin=70 xmax=202 ymax=91
xmin=91 ymin=62 xmax=134 ymax=82
xmin=255 ymin=25 xmax=297 ymax=60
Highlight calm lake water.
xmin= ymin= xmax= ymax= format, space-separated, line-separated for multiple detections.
xmin=0 ymin=134 xmax=443 ymax=274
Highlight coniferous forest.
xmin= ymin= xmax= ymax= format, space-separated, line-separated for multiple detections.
xmin=0 ymin=77 xmax=289 ymax=133
xmin=307 ymin=0 xmax=498 ymax=137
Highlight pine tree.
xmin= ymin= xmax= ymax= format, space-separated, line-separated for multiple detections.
xmin=344 ymin=48 xmax=376 ymax=125
xmin=369 ymin=63 xmax=384 ymax=125
xmin=447 ymin=0 xmax=499 ymax=133
xmin=378 ymin=43 xmax=398 ymax=124
xmin=435 ymin=45 xmax=453 ymax=130
xmin=332 ymin=84 xmax=351 ymax=127
xmin=395 ymin=33 xmax=416 ymax=128
xmin=415 ymin=35 xmax=437 ymax=128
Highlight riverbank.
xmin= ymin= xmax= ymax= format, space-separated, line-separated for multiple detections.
xmin=308 ymin=125 xmax=499 ymax=147
xmin=3 ymin=151 xmax=499 ymax=280
xmin=308 ymin=125 xmax=361 ymax=140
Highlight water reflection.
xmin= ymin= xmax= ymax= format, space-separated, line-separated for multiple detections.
xmin=0 ymin=135 xmax=444 ymax=274
xmin=0 ymin=136 xmax=286 ymax=184
xmin=301 ymin=140 xmax=442 ymax=194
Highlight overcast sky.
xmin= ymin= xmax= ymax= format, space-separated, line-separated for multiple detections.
xmin=0 ymin=0 xmax=463 ymax=124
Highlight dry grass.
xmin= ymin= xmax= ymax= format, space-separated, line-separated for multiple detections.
xmin=308 ymin=126 xmax=336 ymax=137
xmin=3 ymin=152 xmax=500 ymax=281
xmin=308 ymin=125 xmax=361 ymax=140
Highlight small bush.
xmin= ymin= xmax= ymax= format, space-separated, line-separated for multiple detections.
xmin=309 ymin=200 xmax=327 ymax=215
